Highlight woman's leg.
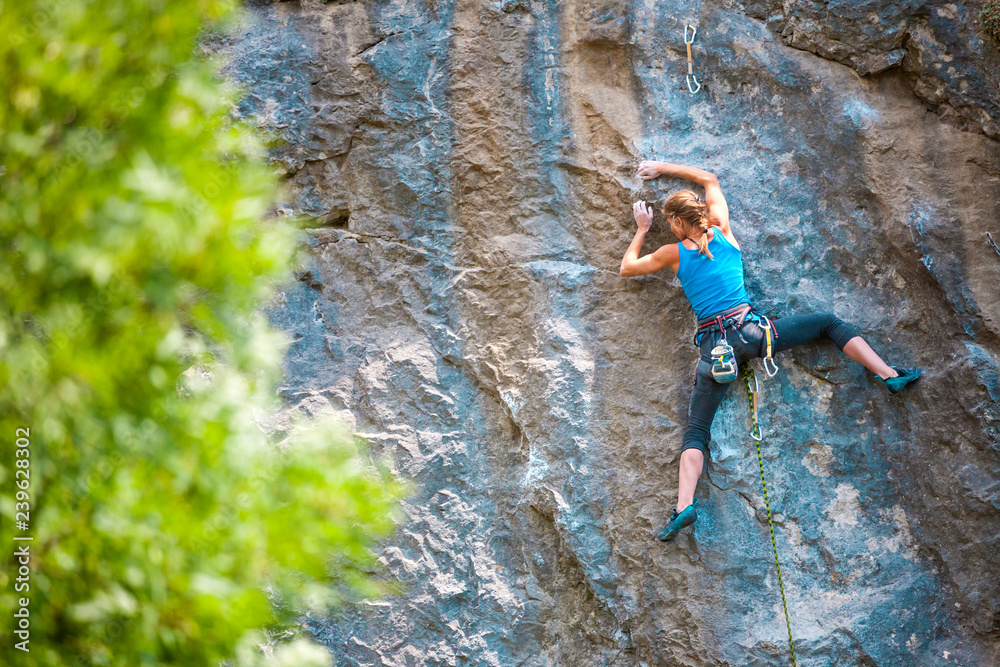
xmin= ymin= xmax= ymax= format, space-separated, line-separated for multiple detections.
xmin=769 ymin=312 xmax=896 ymax=378
xmin=842 ymin=337 xmax=896 ymax=379
xmin=676 ymin=363 xmax=732 ymax=512
xmin=675 ymin=324 xmax=764 ymax=513
xmin=676 ymin=449 xmax=704 ymax=512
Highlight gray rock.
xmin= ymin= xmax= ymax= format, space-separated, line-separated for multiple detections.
xmin=743 ymin=0 xmax=1000 ymax=137
xmin=221 ymin=1 xmax=1000 ymax=665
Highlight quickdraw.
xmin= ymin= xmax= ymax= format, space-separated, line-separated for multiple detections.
xmin=760 ymin=316 xmax=779 ymax=377
xmin=743 ymin=363 xmax=797 ymax=666
xmin=746 ymin=367 xmax=761 ymax=441
xmin=684 ymin=25 xmax=701 ymax=94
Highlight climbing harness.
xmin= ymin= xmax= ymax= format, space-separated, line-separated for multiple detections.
xmin=693 ymin=304 xmax=751 ymax=346
xmin=694 ymin=305 xmax=780 ymax=377
xmin=743 ymin=363 xmax=797 ymax=666
xmin=684 ymin=25 xmax=701 ymax=94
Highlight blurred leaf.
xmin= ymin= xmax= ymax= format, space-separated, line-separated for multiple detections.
xmin=0 ymin=1 xmax=407 ymax=665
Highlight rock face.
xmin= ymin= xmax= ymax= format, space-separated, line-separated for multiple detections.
xmin=223 ymin=2 xmax=1000 ymax=665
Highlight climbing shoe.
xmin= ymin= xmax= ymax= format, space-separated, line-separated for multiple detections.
xmin=657 ymin=499 xmax=698 ymax=542
xmin=878 ymin=366 xmax=921 ymax=394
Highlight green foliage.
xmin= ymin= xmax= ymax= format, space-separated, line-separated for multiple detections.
xmin=0 ymin=1 xmax=407 ymax=665
xmin=984 ymin=0 xmax=1000 ymax=42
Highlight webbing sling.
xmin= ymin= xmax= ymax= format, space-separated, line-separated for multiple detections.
xmin=742 ymin=363 xmax=797 ymax=666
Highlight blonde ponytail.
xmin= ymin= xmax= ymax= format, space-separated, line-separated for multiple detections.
xmin=663 ymin=190 xmax=714 ymax=260
xmin=697 ymin=222 xmax=714 ymax=260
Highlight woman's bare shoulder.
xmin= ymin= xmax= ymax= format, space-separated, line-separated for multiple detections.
xmin=654 ymin=242 xmax=681 ymax=272
xmin=714 ymin=228 xmax=740 ymax=250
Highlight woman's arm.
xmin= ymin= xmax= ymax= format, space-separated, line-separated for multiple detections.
xmin=638 ymin=160 xmax=732 ymax=240
xmin=620 ymin=201 xmax=679 ymax=277
xmin=638 ymin=160 xmax=716 ymax=186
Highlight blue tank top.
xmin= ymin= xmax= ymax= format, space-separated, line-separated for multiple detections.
xmin=676 ymin=231 xmax=751 ymax=320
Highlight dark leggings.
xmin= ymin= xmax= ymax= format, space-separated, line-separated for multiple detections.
xmin=681 ymin=312 xmax=859 ymax=457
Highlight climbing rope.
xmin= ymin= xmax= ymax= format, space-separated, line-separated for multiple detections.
xmin=684 ymin=25 xmax=701 ymax=94
xmin=743 ymin=363 xmax=797 ymax=666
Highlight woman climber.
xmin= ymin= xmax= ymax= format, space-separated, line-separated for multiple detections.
xmin=620 ymin=159 xmax=920 ymax=542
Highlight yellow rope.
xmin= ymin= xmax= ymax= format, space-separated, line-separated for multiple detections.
xmin=743 ymin=364 xmax=798 ymax=666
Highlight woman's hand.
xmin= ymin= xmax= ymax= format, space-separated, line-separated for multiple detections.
xmin=637 ymin=161 xmax=663 ymax=180
xmin=632 ymin=201 xmax=653 ymax=233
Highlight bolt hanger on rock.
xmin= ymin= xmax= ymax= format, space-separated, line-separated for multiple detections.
xmin=685 ymin=24 xmax=701 ymax=94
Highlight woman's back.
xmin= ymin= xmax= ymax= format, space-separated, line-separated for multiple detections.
xmin=677 ymin=230 xmax=750 ymax=320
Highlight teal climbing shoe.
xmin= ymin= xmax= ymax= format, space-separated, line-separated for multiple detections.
xmin=879 ymin=366 xmax=921 ymax=394
xmin=657 ymin=499 xmax=698 ymax=542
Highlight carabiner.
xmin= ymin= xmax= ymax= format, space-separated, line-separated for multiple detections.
xmin=749 ymin=375 xmax=762 ymax=441
xmin=687 ymin=75 xmax=701 ymax=94
xmin=684 ymin=25 xmax=697 ymax=44
xmin=761 ymin=316 xmax=779 ymax=377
